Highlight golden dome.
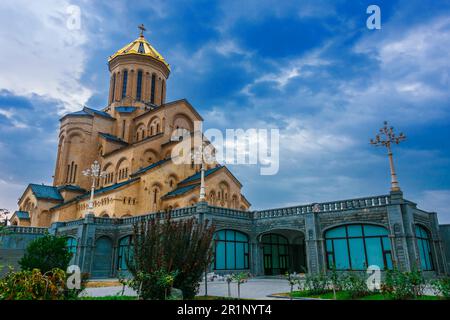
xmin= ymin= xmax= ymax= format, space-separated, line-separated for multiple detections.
xmin=109 ymin=33 xmax=170 ymax=70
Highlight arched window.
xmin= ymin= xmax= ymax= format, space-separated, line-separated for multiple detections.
xmin=111 ymin=73 xmax=116 ymax=103
xmin=325 ymin=224 xmax=393 ymax=270
xmin=214 ymin=230 xmax=249 ymax=270
xmin=150 ymin=74 xmax=156 ymax=104
xmin=117 ymin=236 xmax=133 ymax=271
xmin=122 ymin=70 xmax=128 ymax=99
xmin=66 ymin=237 xmax=78 ymax=265
xmin=415 ymin=225 xmax=434 ymax=271
xmin=262 ymin=234 xmax=289 ymax=275
xmin=136 ymin=70 xmax=143 ymax=101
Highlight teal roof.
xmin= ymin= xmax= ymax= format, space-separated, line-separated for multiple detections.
xmin=57 ymin=185 xmax=86 ymax=193
xmin=51 ymin=178 xmax=140 ymax=210
xmin=99 ymin=132 xmax=128 ymax=145
xmin=14 ymin=211 xmax=30 ymax=219
xmin=179 ymin=165 xmax=223 ymax=184
xmin=116 ymin=106 xmax=137 ymax=113
xmin=29 ymin=184 xmax=63 ymax=201
xmin=61 ymin=107 xmax=114 ymax=121
xmin=131 ymin=158 xmax=171 ymax=177
xmin=162 ymin=183 xmax=200 ymax=199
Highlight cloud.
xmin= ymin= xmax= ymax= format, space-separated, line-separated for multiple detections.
xmin=0 ymin=0 xmax=92 ymax=114
xmin=416 ymin=190 xmax=450 ymax=224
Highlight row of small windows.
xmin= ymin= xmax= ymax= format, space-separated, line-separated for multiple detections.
xmin=123 ymin=197 xmax=137 ymax=205
xmin=110 ymin=70 xmax=165 ymax=104
xmin=118 ymin=167 xmax=129 ymax=181
xmin=135 ymin=123 xmax=161 ymax=142
xmin=65 ymin=161 xmax=77 ymax=184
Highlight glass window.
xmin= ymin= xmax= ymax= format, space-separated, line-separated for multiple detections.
xmin=122 ymin=70 xmax=128 ymax=99
xmin=136 ymin=70 xmax=143 ymax=101
xmin=66 ymin=237 xmax=78 ymax=265
xmin=150 ymin=74 xmax=156 ymax=104
xmin=214 ymin=230 xmax=249 ymax=270
xmin=117 ymin=236 xmax=133 ymax=271
xmin=325 ymin=224 xmax=392 ymax=271
xmin=415 ymin=225 xmax=434 ymax=271
xmin=262 ymin=234 xmax=290 ymax=275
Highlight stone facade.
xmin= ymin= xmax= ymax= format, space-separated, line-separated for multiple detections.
xmin=3 ymin=191 xmax=446 ymax=279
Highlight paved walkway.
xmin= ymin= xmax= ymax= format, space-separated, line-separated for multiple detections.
xmin=82 ymin=277 xmax=291 ymax=299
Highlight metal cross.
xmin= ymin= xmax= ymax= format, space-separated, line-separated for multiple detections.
xmin=370 ymin=121 xmax=406 ymax=192
xmin=138 ymin=24 xmax=146 ymax=37
xmin=82 ymin=160 xmax=107 ymax=213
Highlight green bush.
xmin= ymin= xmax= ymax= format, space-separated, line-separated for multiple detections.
xmin=128 ymin=269 xmax=178 ymax=300
xmin=128 ymin=216 xmax=215 ymax=300
xmin=19 ymin=234 xmax=72 ymax=274
xmin=303 ymin=272 xmax=330 ymax=295
xmin=0 ymin=268 xmax=78 ymax=300
xmin=382 ymin=269 xmax=425 ymax=300
xmin=341 ymin=272 xmax=370 ymax=299
xmin=431 ymin=277 xmax=450 ymax=299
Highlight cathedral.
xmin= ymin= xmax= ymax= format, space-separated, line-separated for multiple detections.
xmin=11 ymin=28 xmax=250 ymax=227
xmin=3 ymin=28 xmax=448 ymax=278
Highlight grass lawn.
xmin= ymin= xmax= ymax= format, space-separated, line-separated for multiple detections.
xmin=276 ymin=291 xmax=443 ymax=300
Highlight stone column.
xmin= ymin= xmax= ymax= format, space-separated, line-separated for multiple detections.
xmin=78 ymin=213 xmax=96 ymax=275
xmin=429 ymin=212 xmax=447 ymax=275
xmin=386 ymin=191 xmax=411 ymax=271
xmin=304 ymin=211 xmax=321 ymax=274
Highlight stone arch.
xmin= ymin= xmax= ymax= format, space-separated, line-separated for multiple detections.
xmin=116 ymin=157 xmax=130 ymax=182
xmin=141 ymin=148 xmax=158 ymax=167
xmin=172 ymin=113 xmax=194 ymax=133
xmin=135 ymin=122 xmax=147 ymax=142
xmin=102 ymin=162 xmax=114 ymax=185
xmin=148 ymin=116 xmax=161 ymax=136
xmin=167 ymin=173 xmax=178 ymax=189
xmin=150 ymin=182 xmax=162 ymax=210
xmin=217 ymin=181 xmax=230 ymax=206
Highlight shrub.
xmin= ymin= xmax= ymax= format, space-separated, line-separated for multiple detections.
xmin=128 ymin=216 xmax=215 ymax=300
xmin=231 ymin=272 xmax=250 ymax=298
xmin=0 ymin=268 xmax=82 ymax=300
xmin=431 ymin=277 xmax=450 ymax=299
xmin=341 ymin=272 xmax=370 ymax=299
xmin=382 ymin=269 xmax=426 ymax=300
xmin=19 ymin=234 xmax=72 ymax=274
xmin=303 ymin=272 xmax=330 ymax=295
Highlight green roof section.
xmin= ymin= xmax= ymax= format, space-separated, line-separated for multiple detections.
xmin=162 ymin=183 xmax=200 ymax=199
xmin=13 ymin=211 xmax=30 ymax=220
xmin=179 ymin=165 xmax=223 ymax=185
xmin=99 ymin=132 xmax=129 ymax=145
xmin=131 ymin=158 xmax=171 ymax=177
xmin=29 ymin=184 xmax=63 ymax=201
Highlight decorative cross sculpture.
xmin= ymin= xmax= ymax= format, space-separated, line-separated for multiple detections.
xmin=138 ymin=24 xmax=146 ymax=37
xmin=82 ymin=161 xmax=107 ymax=214
xmin=370 ymin=121 xmax=406 ymax=192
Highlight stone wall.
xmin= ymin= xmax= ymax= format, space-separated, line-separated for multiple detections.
xmin=1 ymin=192 xmax=448 ymax=279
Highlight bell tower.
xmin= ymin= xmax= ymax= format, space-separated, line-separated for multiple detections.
xmin=107 ymin=25 xmax=170 ymax=110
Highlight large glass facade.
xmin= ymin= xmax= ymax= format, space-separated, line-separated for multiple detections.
xmin=214 ymin=230 xmax=249 ymax=270
xmin=66 ymin=237 xmax=77 ymax=265
xmin=325 ymin=224 xmax=393 ymax=270
xmin=262 ymin=234 xmax=289 ymax=275
xmin=415 ymin=225 xmax=434 ymax=271
xmin=117 ymin=236 xmax=133 ymax=271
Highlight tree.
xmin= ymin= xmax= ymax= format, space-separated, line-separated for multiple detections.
xmin=128 ymin=215 xmax=215 ymax=299
xmin=19 ymin=234 xmax=72 ymax=274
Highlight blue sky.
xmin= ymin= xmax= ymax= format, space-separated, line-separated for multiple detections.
xmin=1 ymin=0 xmax=450 ymax=222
